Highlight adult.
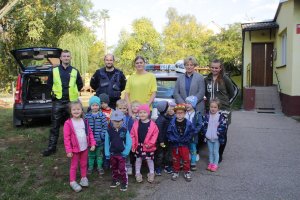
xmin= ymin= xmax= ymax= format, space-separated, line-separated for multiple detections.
xmin=125 ymin=56 xmax=157 ymax=115
xmin=204 ymin=59 xmax=235 ymax=163
xmin=90 ymin=54 xmax=126 ymax=109
xmin=173 ymin=56 xmax=205 ymax=114
xmin=43 ymin=50 xmax=83 ymax=156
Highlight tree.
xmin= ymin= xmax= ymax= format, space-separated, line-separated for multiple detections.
xmin=113 ymin=18 xmax=161 ymax=74
xmin=160 ymin=8 xmax=213 ymax=66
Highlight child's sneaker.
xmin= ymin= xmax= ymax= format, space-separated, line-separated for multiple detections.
xmin=127 ymin=167 xmax=133 ymax=175
xmin=164 ymin=166 xmax=173 ymax=174
xmin=97 ymin=168 xmax=105 ymax=175
xmin=183 ymin=171 xmax=192 ymax=182
xmin=196 ymin=154 xmax=200 ymax=162
xmin=206 ymin=163 xmax=213 ymax=171
xmin=191 ymin=164 xmax=197 ymax=171
xmin=120 ymin=183 xmax=128 ymax=192
xmin=147 ymin=173 xmax=155 ymax=183
xmin=135 ymin=173 xmax=143 ymax=183
xmin=110 ymin=180 xmax=120 ymax=188
xmin=70 ymin=181 xmax=82 ymax=192
xmin=79 ymin=177 xmax=89 ymax=187
xmin=210 ymin=164 xmax=218 ymax=172
xmin=171 ymin=172 xmax=179 ymax=181
xmin=155 ymin=167 xmax=162 ymax=176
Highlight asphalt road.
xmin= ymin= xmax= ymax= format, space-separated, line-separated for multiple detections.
xmin=134 ymin=111 xmax=300 ymax=200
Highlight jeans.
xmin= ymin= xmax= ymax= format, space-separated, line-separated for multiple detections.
xmin=70 ymin=149 xmax=88 ymax=182
xmin=110 ymin=155 xmax=127 ymax=184
xmin=207 ymin=140 xmax=220 ymax=165
xmin=88 ymin=145 xmax=103 ymax=170
xmin=189 ymin=142 xmax=197 ymax=165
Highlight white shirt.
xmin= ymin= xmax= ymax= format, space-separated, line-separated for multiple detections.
xmin=206 ymin=113 xmax=220 ymax=141
xmin=71 ymin=118 xmax=88 ymax=151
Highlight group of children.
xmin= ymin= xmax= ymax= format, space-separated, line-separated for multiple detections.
xmin=63 ymin=93 xmax=228 ymax=192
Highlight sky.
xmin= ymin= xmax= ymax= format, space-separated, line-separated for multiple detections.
xmin=90 ymin=0 xmax=279 ymax=49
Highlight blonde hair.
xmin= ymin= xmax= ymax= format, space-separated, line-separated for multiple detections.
xmin=131 ymin=100 xmax=141 ymax=108
xmin=69 ymin=101 xmax=84 ymax=118
xmin=116 ymin=99 xmax=128 ymax=108
xmin=209 ymin=98 xmax=221 ymax=109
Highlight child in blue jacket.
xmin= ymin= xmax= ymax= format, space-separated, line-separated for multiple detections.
xmin=201 ymin=98 xmax=227 ymax=172
xmin=105 ymin=110 xmax=132 ymax=192
xmin=85 ymin=96 xmax=108 ymax=175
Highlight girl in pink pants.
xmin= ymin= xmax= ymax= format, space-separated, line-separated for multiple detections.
xmin=64 ymin=101 xmax=96 ymax=192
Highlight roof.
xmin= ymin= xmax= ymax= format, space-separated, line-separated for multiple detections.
xmin=241 ymin=21 xmax=279 ymax=31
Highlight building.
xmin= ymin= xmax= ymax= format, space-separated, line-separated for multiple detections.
xmin=241 ymin=0 xmax=300 ymax=116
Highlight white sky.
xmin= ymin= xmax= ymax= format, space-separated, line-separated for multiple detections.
xmin=89 ymin=0 xmax=279 ymax=50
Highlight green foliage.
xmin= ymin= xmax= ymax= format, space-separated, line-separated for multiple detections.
xmin=88 ymin=41 xmax=105 ymax=74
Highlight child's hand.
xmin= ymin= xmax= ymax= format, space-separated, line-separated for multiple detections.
xmin=132 ymin=148 xmax=136 ymax=152
xmin=90 ymin=146 xmax=95 ymax=151
xmin=160 ymin=143 xmax=166 ymax=148
xmin=67 ymin=153 xmax=73 ymax=158
xmin=145 ymin=144 xmax=150 ymax=148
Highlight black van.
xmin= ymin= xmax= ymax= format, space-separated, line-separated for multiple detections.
xmin=11 ymin=47 xmax=62 ymax=126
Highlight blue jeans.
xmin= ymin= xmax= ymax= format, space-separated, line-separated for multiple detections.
xmin=189 ymin=142 xmax=197 ymax=165
xmin=207 ymin=140 xmax=220 ymax=165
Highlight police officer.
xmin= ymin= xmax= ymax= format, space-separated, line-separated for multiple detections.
xmin=90 ymin=54 xmax=126 ymax=109
xmin=42 ymin=50 xmax=83 ymax=156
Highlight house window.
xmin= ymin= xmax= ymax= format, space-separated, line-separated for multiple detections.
xmin=281 ymin=31 xmax=287 ymax=66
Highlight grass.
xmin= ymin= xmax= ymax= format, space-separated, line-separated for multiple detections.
xmin=0 ymin=108 xmax=138 ymax=200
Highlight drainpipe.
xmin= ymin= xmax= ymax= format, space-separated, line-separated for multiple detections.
xmin=241 ymin=30 xmax=245 ymax=100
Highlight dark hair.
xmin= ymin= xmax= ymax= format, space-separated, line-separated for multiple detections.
xmin=104 ymin=53 xmax=115 ymax=61
xmin=210 ymin=59 xmax=225 ymax=84
xmin=61 ymin=49 xmax=71 ymax=55
xmin=134 ymin=56 xmax=146 ymax=63
xmin=209 ymin=98 xmax=221 ymax=109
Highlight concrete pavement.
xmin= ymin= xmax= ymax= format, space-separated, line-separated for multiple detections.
xmin=134 ymin=111 xmax=300 ymax=200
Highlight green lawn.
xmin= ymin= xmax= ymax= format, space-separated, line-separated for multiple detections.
xmin=0 ymin=108 xmax=138 ymax=200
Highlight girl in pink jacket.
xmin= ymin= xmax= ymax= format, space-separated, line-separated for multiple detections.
xmin=64 ymin=101 xmax=96 ymax=192
xmin=130 ymin=104 xmax=159 ymax=183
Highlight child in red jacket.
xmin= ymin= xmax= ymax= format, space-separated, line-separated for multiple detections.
xmin=130 ymin=104 xmax=159 ymax=183
xmin=64 ymin=101 xmax=96 ymax=192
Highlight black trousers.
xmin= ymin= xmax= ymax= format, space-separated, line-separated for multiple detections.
xmin=47 ymin=100 xmax=69 ymax=149
xmin=154 ymin=144 xmax=172 ymax=169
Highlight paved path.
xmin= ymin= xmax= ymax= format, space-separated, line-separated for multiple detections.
xmin=134 ymin=111 xmax=300 ymax=200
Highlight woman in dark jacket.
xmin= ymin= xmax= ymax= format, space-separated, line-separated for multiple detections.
xmin=205 ymin=59 xmax=234 ymax=163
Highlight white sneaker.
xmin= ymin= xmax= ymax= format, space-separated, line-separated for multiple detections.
xmin=127 ymin=167 xmax=133 ymax=175
xmin=196 ymin=154 xmax=200 ymax=162
xmin=70 ymin=181 xmax=82 ymax=192
xmin=79 ymin=177 xmax=89 ymax=187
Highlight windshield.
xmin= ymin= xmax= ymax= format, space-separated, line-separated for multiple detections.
xmin=156 ymin=79 xmax=176 ymax=98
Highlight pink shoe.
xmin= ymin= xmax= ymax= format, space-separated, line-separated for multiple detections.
xmin=210 ymin=164 xmax=218 ymax=172
xmin=206 ymin=163 xmax=213 ymax=171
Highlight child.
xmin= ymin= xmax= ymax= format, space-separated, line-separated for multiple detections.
xmin=63 ymin=101 xmax=96 ymax=192
xmin=85 ymin=96 xmax=108 ymax=175
xmin=185 ymin=96 xmax=202 ymax=171
xmin=105 ymin=110 xmax=132 ymax=192
xmin=167 ymin=104 xmax=197 ymax=182
xmin=166 ymin=102 xmax=176 ymax=117
xmin=131 ymin=100 xmax=141 ymax=120
xmin=130 ymin=104 xmax=159 ymax=183
xmin=154 ymin=101 xmax=173 ymax=176
xmin=99 ymin=93 xmax=113 ymax=122
xmin=201 ymin=98 xmax=227 ymax=172
xmin=116 ymin=99 xmax=134 ymax=175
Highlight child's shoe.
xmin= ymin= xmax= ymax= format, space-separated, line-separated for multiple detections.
xmin=210 ymin=164 xmax=218 ymax=172
xmin=147 ymin=173 xmax=155 ymax=183
xmin=171 ymin=172 xmax=179 ymax=181
xmin=196 ymin=154 xmax=200 ymax=162
xmin=135 ymin=173 xmax=143 ymax=183
xmin=190 ymin=164 xmax=197 ymax=171
xmin=155 ymin=167 xmax=162 ymax=176
xmin=127 ymin=167 xmax=133 ymax=175
xmin=206 ymin=163 xmax=213 ymax=171
xmin=183 ymin=171 xmax=192 ymax=182
xmin=164 ymin=166 xmax=173 ymax=174
xmin=79 ymin=177 xmax=89 ymax=187
xmin=97 ymin=168 xmax=105 ymax=175
xmin=110 ymin=180 xmax=120 ymax=188
xmin=120 ymin=183 xmax=128 ymax=192
xmin=70 ymin=181 xmax=82 ymax=192
xmin=87 ymin=168 xmax=93 ymax=175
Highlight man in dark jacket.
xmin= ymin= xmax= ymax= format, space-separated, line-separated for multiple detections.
xmin=43 ymin=50 xmax=83 ymax=156
xmin=90 ymin=54 xmax=126 ymax=109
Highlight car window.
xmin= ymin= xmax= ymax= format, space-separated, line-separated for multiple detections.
xmin=21 ymin=58 xmax=60 ymax=67
xmin=156 ymin=78 xmax=176 ymax=99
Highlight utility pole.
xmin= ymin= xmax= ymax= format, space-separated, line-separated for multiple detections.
xmin=0 ymin=0 xmax=20 ymax=19
xmin=100 ymin=9 xmax=109 ymax=54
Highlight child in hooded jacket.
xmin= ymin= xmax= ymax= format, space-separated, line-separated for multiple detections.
xmin=201 ymin=98 xmax=227 ymax=172
xmin=185 ymin=96 xmax=202 ymax=171
xmin=130 ymin=104 xmax=159 ymax=183
xmin=64 ymin=101 xmax=96 ymax=192
xmin=154 ymin=101 xmax=174 ymax=176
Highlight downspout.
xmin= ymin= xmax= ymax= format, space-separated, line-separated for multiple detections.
xmin=241 ymin=30 xmax=245 ymax=100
